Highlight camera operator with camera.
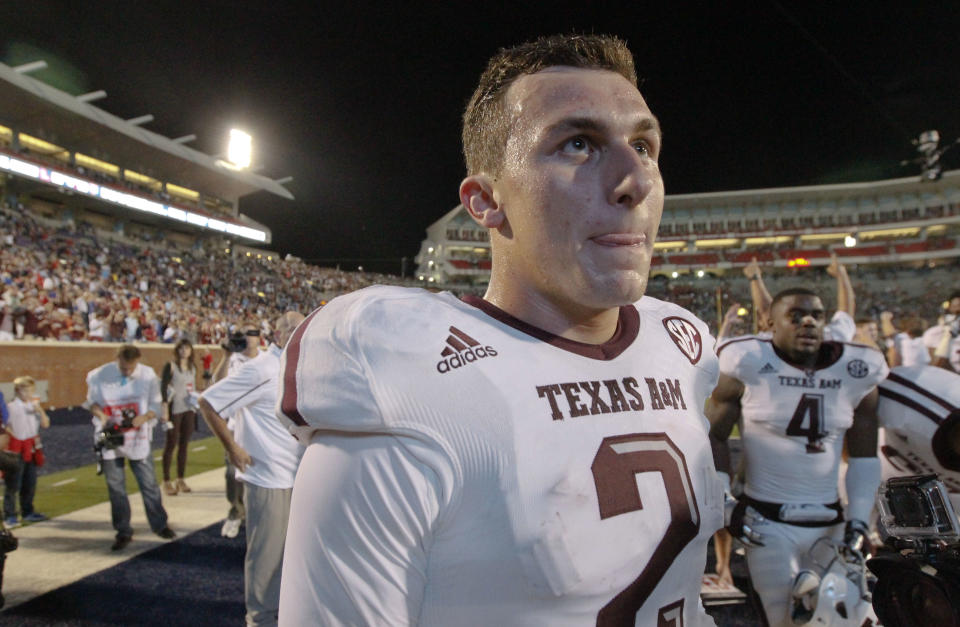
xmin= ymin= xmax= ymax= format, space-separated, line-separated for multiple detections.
xmin=86 ymin=344 xmax=176 ymax=551
xmin=210 ymin=324 xmax=262 ymax=538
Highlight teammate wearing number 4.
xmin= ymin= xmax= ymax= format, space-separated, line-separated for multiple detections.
xmin=277 ymin=34 xmax=724 ymax=626
xmin=708 ymin=288 xmax=888 ymax=626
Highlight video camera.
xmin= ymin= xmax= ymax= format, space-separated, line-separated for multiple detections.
xmin=222 ymin=328 xmax=260 ymax=353
xmin=93 ymin=408 xmax=137 ymax=475
xmin=867 ymin=474 xmax=960 ymax=627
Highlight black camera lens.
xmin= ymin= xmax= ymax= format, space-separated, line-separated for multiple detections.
xmin=245 ymin=329 xmax=260 ymax=336
xmin=889 ymin=486 xmax=934 ymax=528
xmin=874 ymin=568 xmax=960 ymax=627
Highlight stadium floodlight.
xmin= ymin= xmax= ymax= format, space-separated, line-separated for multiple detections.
xmin=696 ymin=270 xmax=705 ymax=278
xmin=227 ymin=129 xmax=252 ymax=169
xmin=172 ymin=134 xmax=197 ymax=144
xmin=13 ymin=60 xmax=47 ymax=74
xmin=77 ymin=90 xmax=107 ymax=103
xmin=671 ymin=271 xmax=679 ymax=278
xmin=844 ymin=235 xmax=857 ymax=248
xmin=127 ymin=115 xmax=154 ymax=126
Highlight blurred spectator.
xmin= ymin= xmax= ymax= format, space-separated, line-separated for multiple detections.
xmin=3 ymin=377 xmax=49 ymax=526
xmin=160 ymin=339 xmax=198 ymax=496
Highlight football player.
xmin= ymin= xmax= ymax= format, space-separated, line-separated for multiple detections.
xmin=276 ymin=34 xmax=724 ymax=626
xmin=877 ymin=364 xmax=960 ymax=512
xmin=741 ymin=254 xmax=856 ymax=341
xmin=708 ymin=287 xmax=888 ymax=626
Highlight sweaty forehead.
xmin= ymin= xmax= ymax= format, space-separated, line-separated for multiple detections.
xmin=776 ymin=295 xmax=824 ymax=313
xmin=504 ymin=66 xmax=651 ymax=130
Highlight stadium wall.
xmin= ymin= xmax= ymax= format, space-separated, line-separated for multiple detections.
xmin=0 ymin=341 xmax=224 ymax=408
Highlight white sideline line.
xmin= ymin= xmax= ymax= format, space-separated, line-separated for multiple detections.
xmin=191 ymin=445 xmax=207 ymax=452
xmin=51 ymin=478 xmax=77 ymax=487
xmin=154 ymin=455 xmax=162 ymax=461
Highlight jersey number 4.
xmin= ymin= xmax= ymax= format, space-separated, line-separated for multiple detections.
xmin=786 ymin=393 xmax=827 ymax=453
xmin=591 ymin=433 xmax=700 ymax=627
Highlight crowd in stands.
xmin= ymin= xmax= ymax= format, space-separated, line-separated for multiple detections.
xmin=0 ymin=204 xmax=411 ymax=344
xmin=645 ymin=259 xmax=960 ymax=331
xmin=1 ymin=200 xmax=957 ymax=345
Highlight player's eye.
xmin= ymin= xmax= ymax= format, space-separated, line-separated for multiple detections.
xmin=560 ymin=136 xmax=593 ymax=155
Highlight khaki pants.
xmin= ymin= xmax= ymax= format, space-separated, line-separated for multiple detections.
xmin=244 ymin=483 xmax=292 ymax=627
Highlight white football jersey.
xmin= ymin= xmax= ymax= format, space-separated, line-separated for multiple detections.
xmin=922 ymin=325 xmax=960 ymax=373
xmin=878 ymin=365 xmax=960 ymax=509
xmin=277 ymin=286 xmax=723 ymax=627
xmin=718 ymin=337 xmax=888 ymax=504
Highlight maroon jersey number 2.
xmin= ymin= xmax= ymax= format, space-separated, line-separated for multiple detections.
xmin=591 ymin=433 xmax=701 ymax=627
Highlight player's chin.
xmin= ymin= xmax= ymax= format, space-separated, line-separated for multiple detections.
xmin=587 ymin=271 xmax=649 ymax=308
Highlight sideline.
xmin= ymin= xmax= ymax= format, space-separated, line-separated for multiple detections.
xmin=3 ymin=466 xmax=230 ymax=610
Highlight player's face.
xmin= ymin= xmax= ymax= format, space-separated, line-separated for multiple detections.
xmin=949 ymin=297 xmax=960 ymax=315
xmin=492 ymin=67 xmax=664 ymax=313
xmin=771 ymin=294 xmax=825 ymax=361
xmin=858 ymin=321 xmax=878 ymax=342
xmin=117 ymin=358 xmax=138 ymax=377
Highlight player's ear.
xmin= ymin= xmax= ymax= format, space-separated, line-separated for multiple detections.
xmin=460 ymin=174 xmax=504 ymax=229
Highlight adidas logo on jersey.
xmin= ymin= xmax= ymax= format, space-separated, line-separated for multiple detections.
xmin=759 ymin=362 xmax=778 ymax=374
xmin=436 ymin=326 xmax=498 ymax=374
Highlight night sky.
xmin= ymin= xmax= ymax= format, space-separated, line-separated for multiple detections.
xmin=2 ymin=1 xmax=959 ymax=274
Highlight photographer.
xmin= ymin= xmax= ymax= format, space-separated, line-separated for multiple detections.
xmin=86 ymin=344 xmax=176 ymax=551
xmin=211 ymin=324 xmax=261 ymax=538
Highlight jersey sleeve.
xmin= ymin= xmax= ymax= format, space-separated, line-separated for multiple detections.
xmin=850 ymin=345 xmax=890 ymax=407
xmin=201 ymin=359 xmax=267 ymax=417
xmin=716 ymin=337 xmax=754 ymax=382
xmin=825 ymin=310 xmax=856 ymax=342
xmin=279 ymin=432 xmax=446 ymax=626
xmin=277 ymin=293 xmax=386 ymax=440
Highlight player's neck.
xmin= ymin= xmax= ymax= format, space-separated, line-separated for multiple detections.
xmin=482 ymin=284 xmax=621 ymax=345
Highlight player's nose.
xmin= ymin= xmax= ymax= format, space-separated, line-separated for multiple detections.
xmin=608 ymin=142 xmax=659 ymax=209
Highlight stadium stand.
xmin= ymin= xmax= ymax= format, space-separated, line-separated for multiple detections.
xmin=0 ymin=203 xmax=410 ymax=344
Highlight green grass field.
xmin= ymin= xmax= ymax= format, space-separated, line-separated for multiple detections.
xmin=28 ymin=436 xmax=227 ymax=521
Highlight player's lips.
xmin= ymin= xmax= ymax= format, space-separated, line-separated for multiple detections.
xmin=589 ymin=233 xmax=647 ymax=247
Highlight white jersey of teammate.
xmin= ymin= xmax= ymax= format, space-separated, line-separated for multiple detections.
xmin=922 ymin=325 xmax=960 ymax=373
xmin=277 ymin=286 xmax=723 ymax=627
xmin=877 ymin=365 xmax=960 ymax=511
xmin=717 ymin=337 xmax=888 ymax=504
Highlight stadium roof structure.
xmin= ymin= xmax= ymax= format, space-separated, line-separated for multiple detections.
xmin=0 ymin=61 xmax=293 ymax=203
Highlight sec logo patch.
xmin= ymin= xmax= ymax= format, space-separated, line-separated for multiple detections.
xmin=663 ymin=316 xmax=702 ymax=365
xmin=847 ymin=359 xmax=869 ymax=378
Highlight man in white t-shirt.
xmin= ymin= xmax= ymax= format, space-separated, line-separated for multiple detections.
xmin=200 ymin=312 xmax=304 ymax=627
xmin=277 ymin=34 xmax=723 ymax=626
xmin=86 ymin=344 xmax=176 ymax=551
xmin=212 ymin=326 xmax=263 ymax=538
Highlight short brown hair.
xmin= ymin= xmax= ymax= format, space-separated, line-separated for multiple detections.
xmin=462 ymin=34 xmax=638 ymax=176
xmin=117 ymin=344 xmax=141 ymax=362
